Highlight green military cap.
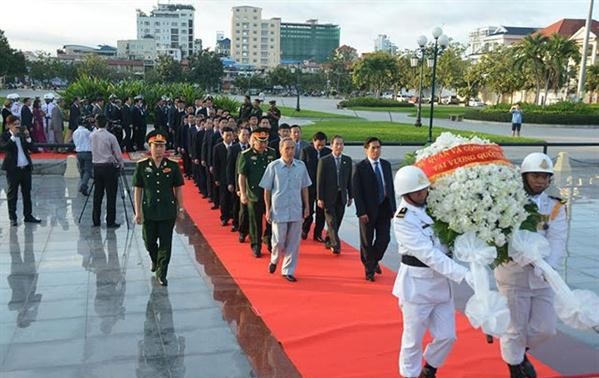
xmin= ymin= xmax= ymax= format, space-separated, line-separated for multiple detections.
xmin=251 ymin=127 xmax=270 ymax=142
xmin=146 ymin=130 xmax=168 ymax=145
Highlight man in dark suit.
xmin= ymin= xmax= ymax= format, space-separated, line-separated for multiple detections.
xmin=193 ymin=119 xmax=207 ymax=196
xmin=20 ymin=98 xmax=33 ymax=131
xmin=317 ymin=135 xmax=353 ymax=254
xmin=352 ymin=137 xmax=396 ymax=281
xmin=226 ymin=127 xmax=250 ymax=239
xmin=67 ymin=97 xmax=81 ymax=143
xmin=300 ymin=131 xmax=331 ymax=241
xmin=153 ymin=98 xmax=167 ymax=132
xmin=177 ymin=114 xmax=191 ymax=178
xmin=212 ymin=127 xmax=235 ymax=226
xmin=131 ymin=96 xmax=147 ymax=151
xmin=0 ymin=116 xmax=41 ymax=226
xmin=121 ymin=96 xmax=133 ymax=152
xmin=290 ymin=125 xmax=309 ymax=159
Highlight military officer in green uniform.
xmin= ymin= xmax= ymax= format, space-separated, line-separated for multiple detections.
xmin=238 ymin=127 xmax=277 ymax=257
xmin=132 ymin=130 xmax=184 ymax=286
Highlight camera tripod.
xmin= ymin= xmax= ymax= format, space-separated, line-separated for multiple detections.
xmin=78 ymin=172 xmax=135 ymax=229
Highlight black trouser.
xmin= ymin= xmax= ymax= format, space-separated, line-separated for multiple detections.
xmin=123 ymin=125 xmax=133 ymax=151
xmin=143 ymin=218 xmax=176 ymax=280
xmin=92 ymin=164 xmax=119 ymax=226
xmin=210 ymin=173 xmax=219 ymax=206
xmin=359 ymin=199 xmax=391 ymax=275
xmin=324 ymin=192 xmax=346 ymax=249
xmin=247 ymin=200 xmax=271 ymax=250
xmin=182 ymin=152 xmax=191 ymax=177
xmin=204 ymin=166 xmax=212 ymax=198
xmin=219 ymin=185 xmax=233 ymax=221
xmin=302 ymin=189 xmax=325 ymax=238
xmin=134 ymin=125 xmax=146 ymax=151
xmin=6 ymin=167 xmax=33 ymax=220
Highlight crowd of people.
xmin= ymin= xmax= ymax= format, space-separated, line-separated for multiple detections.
xmin=1 ymin=91 xmax=567 ymax=378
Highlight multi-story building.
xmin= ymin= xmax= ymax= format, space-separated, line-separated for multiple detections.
xmin=136 ymin=3 xmax=195 ymax=61
xmin=374 ymin=34 xmax=397 ymax=55
xmin=56 ymin=45 xmax=117 ymax=63
xmin=467 ymin=26 xmax=537 ymax=61
xmin=117 ymin=38 xmax=157 ymax=61
xmin=538 ymin=18 xmax=599 ymax=66
xmin=231 ymin=6 xmax=281 ymax=68
xmin=216 ymin=38 xmax=231 ymax=57
xmin=280 ymin=19 xmax=340 ymax=63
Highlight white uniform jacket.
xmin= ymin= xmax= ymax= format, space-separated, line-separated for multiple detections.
xmin=496 ymin=192 xmax=568 ymax=289
xmin=392 ymin=199 xmax=468 ymax=304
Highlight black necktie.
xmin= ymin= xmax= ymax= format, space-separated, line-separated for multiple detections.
xmin=374 ymin=161 xmax=385 ymax=204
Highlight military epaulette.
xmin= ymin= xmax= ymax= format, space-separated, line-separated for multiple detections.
xmin=241 ymin=148 xmax=252 ymax=155
xmin=549 ymin=195 xmax=567 ymax=204
xmin=167 ymin=157 xmax=179 ymax=163
xmin=395 ymin=208 xmax=408 ymax=218
xmin=137 ymin=157 xmax=150 ymax=163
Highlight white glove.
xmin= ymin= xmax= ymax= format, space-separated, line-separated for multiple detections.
xmin=464 ymin=270 xmax=475 ymax=290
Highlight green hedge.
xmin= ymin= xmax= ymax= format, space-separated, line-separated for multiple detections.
xmin=59 ymin=77 xmax=240 ymax=117
xmin=338 ymin=97 xmax=415 ymax=108
xmin=464 ymin=107 xmax=599 ymax=125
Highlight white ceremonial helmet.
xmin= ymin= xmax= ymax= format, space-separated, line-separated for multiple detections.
xmin=43 ymin=93 xmax=55 ymax=100
xmin=394 ymin=165 xmax=431 ymax=196
xmin=520 ymin=152 xmax=554 ymax=175
xmin=6 ymin=93 xmax=20 ymax=100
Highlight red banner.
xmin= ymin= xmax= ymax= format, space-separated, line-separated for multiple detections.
xmin=415 ymin=144 xmax=510 ymax=182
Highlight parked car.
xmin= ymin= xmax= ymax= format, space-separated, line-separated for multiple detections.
xmin=468 ymin=98 xmax=485 ymax=107
xmin=441 ymin=95 xmax=459 ymax=105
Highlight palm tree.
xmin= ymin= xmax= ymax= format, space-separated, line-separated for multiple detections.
xmin=544 ymin=34 xmax=580 ymax=101
xmin=586 ymin=64 xmax=599 ymax=103
xmin=513 ymin=34 xmax=548 ymax=104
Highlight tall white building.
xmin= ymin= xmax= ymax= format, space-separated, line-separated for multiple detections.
xmin=467 ymin=26 xmax=537 ymax=61
xmin=117 ymin=38 xmax=157 ymax=61
xmin=136 ymin=3 xmax=195 ymax=61
xmin=374 ymin=34 xmax=397 ymax=54
xmin=230 ymin=6 xmax=281 ymax=68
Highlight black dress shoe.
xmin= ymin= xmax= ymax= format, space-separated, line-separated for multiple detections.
xmin=375 ymin=264 xmax=382 ymax=274
xmin=331 ymin=247 xmax=340 ymax=255
xmin=231 ymin=225 xmax=239 ymax=232
xmin=220 ymin=219 xmax=228 ymax=226
xmin=252 ymin=247 xmax=262 ymax=258
xmin=268 ymin=263 xmax=276 ymax=274
xmin=301 ymin=232 xmax=308 ymax=240
xmin=283 ymin=275 xmax=297 ymax=282
xmin=365 ymin=273 xmax=375 ymax=282
xmin=106 ymin=223 xmax=121 ymax=229
xmin=211 ymin=205 xmax=219 ymax=210
xmin=24 ymin=216 xmax=41 ymax=223
xmin=10 ymin=219 xmax=18 ymax=227
xmin=157 ymin=276 xmax=168 ymax=286
xmin=520 ymin=354 xmax=537 ymax=378
xmin=150 ymin=262 xmax=157 ymax=272
xmin=239 ymin=233 xmax=247 ymax=243
xmin=313 ymin=235 xmax=325 ymax=243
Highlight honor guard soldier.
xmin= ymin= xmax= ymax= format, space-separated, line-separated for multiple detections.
xmin=392 ymin=166 xmax=473 ymax=378
xmin=237 ymin=127 xmax=277 ymax=257
xmin=132 ymin=130 xmax=185 ymax=286
xmin=7 ymin=94 xmax=22 ymax=118
xmin=495 ymin=152 xmax=567 ymax=378
xmin=42 ymin=93 xmax=56 ymax=142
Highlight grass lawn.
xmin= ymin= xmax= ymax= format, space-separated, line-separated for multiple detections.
xmin=279 ymin=106 xmax=359 ymax=119
xmin=301 ymin=120 xmax=544 ymax=144
xmin=348 ymin=105 xmax=467 ymax=119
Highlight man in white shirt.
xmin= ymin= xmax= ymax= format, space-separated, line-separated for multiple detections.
xmin=73 ymin=121 xmax=93 ymax=196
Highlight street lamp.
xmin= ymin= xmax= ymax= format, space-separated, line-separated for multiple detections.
xmin=427 ymin=27 xmax=449 ymax=143
xmin=292 ymin=64 xmax=301 ymax=112
xmin=412 ymin=35 xmax=427 ymax=127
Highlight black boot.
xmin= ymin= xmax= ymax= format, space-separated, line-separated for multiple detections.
xmin=507 ymin=363 xmax=526 ymax=378
xmin=419 ymin=363 xmax=437 ymax=378
xmin=521 ymin=354 xmax=537 ymax=378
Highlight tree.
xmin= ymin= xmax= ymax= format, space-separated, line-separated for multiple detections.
xmin=0 ymin=29 xmax=26 ymax=80
xmin=154 ymin=55 xmax=183 ymax=83
xmin=544 ymin=34 xmax=580 ymax=99
xmin=586 ymin=64 xmax=599 ymax=103
xmin=478 ymin=46 xmax=524 ymax=104
xmin=392 ymin=55 xmax=414 ymax=97
xmin=77 ymin=54 xmax=112 ymax=80
xmin=456 ymin=59 xmax=482 ymax=104
xmin=436 ymin=43 xmax=468 ymax=98
xmin=352 ymin=51 xmax=397 ymax=97
xmin=187 ymin=49 xmax=224 ymax=91
xmin=327 ymin=45 xmax=358 ymax=94
xmin=513 ymin=34 xmax=549 ymax=104
xmin=267 ymin=66 xmax=294 ymax=88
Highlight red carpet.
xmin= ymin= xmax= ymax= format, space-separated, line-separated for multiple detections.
xmin=182 ymin=180 xmax=571 ymax=378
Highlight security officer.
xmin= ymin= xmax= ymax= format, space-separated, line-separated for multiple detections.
xmin=237 ymin=127 xmax=276 ymax=257
xmin=495 ymin=152 xmax=567 ymax=378
xmin=266 ymin=100 xmax=281 ymax=138
xmin=132 ymin=130 xmax=185 ymax=286
xmin=131 ymin=95 xmax=147 ymax=151
xmin=392 ymin=166 xmax=473 ymax=378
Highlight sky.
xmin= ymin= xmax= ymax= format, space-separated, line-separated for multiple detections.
xmin=3 ymin=0 xmax=596 ymax=55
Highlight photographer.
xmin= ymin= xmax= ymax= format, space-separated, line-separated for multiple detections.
xmin=90 ymin=114 xmax=124 ymax=228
